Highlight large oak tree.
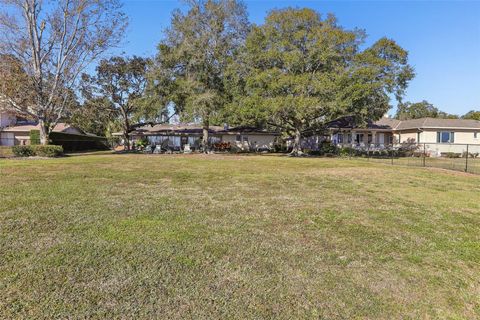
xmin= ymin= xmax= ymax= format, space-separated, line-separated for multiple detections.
xmin=82 ymin=56 xmax=150 ymax=150
xmin=150 ymin=0 xmax=250 ymax=152
xmin=228 ymin=8 xmax=414 ymax=155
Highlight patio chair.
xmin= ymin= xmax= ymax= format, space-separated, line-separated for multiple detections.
xmin=144 ymin=145 xmax=153 ymax=154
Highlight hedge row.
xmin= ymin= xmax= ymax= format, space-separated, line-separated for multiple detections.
xmin=12 ymin=145 xmax=64 ymax=157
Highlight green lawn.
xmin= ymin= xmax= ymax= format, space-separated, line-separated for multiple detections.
xmin=1 ymin=154 xmax=479 ymax=319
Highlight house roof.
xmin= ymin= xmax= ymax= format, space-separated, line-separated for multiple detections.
xmin=327 ymin=116 xmax=401 ymax=131
xmin=1 ymin=122 xmax=86 ymax=134
xmin=396 ymin=118 xmax=480 ymax=130
xmin=328 ymin=117 xmax=480 ymax=131
xmin=124 ymin=123 xmax=280 ymax=136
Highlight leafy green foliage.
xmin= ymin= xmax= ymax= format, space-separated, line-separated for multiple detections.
xmin=11 ymin=146 xmax=36 ymax=157
xmin=227 ymin=8 xmax=414 ymax=154
xmin=29 ymin=130 xmax=40 ymax=145
xmin=150 ymin=0 xmax=250 ymax=149
xmin=12 ymin=145 xmax=63 ymax=157
xmin=396 ymin=100 xmax=458 ymax=120
xmin=82 ymin=56 xmax=151 ymax=149
xmin=70 ymin=98 xmax=116 ymax=136
xmin=462 ymin=110 xmax=480 ymax=121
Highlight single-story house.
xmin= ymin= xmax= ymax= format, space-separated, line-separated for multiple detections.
xmin=114 ymin=123 xmax=281 ymax=152
xmin=327 ymin=116 xmax=480 ymax=156
xmin=0 ymin=123 xmax=87 ymax=146
xmin=0 ymin=111 xmax=107 ymax=150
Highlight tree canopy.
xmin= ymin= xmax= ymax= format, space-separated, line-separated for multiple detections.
xmin=226 ymin=8 xmax=414 ymax=154
xmin=81 ymin=56 xmax=151 ymax=149
xmin=149 ymin=0 xmax=250 ymax=151
xmin=395 ymin=100 xmax=458 ymax=120
xmin=462 ymin=110 xmax=480 ymax=121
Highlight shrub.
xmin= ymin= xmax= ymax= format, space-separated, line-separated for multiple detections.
xmin=442 ymin=152 xmax=461 ymax=158
xmin=398 ymin=138 xmax=419 ymax=156
xmin=462 ymin=151 xmax=479 ymax=158
xmin=11 ymin=145 xmax=63 ymax=157
xmin=12 ymin=146 xmax=35 ymax=157
xmin=135 ymin=137 xmax=149 ymax=149
xmin=319 ymin=142 xmax=338 ymax=155
xmin=33 ymin=145 xmax=63 ymax=157
xmin=339 ymin=147 xmax=354 ymax=157
xmin=29 ymin=130 xmax=41 ymax=145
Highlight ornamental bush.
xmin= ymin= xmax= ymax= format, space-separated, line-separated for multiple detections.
xmin=12 ymin=146 xmax=35 ymax=157
xmin=11 ymin=145 xmax=63 ymax=157
xmin=33 ymin=145 xmax=63 ymax=157
xmin=29 ymin=130 xmax=41 ymax=145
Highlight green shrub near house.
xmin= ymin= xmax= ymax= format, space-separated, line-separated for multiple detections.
xmin=11 ymin=146 xmax=36 ymax=157
xmin=11 ymin=145 xmax=63 ymax=157
xmin=29 ymin=130 xmax=41 ymax=145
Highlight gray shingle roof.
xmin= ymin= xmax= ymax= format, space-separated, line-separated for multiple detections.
xmin=396 ymin=118 xmax=480 ymax=130
xmin=329 ymin=117 xmax=480 ymax=131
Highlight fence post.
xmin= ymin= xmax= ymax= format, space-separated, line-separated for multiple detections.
xmin=423 ymin=143 xmax=426 ymax=167
xmin=465 ymin=144 xmax=469 ymax=172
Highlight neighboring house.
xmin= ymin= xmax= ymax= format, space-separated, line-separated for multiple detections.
xmin=0 ymin=111 xmax=106 ymax=150
xmin=115 ymin=123 xmax=280 ymax=152
xmin=0 ymin=111 xmax=16 ymax=128
xmin=327 ymin=116 xmax=480 ymax=156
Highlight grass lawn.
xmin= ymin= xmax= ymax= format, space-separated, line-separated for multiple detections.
xmin=1 ymin=154 xmax=479 ymax=319
xmin=368 ymin=156 xmax=480 ymax=175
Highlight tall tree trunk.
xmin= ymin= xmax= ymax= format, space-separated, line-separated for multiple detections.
xmin=202 ymin=119 xmax=209 ymax=154
xmin=290 ymin=128 xmax=302 ymax=156
xmin=39 ymin=119 xmax=50 ymax=145
xmin=123 ymin=117 xmax=130 ymax=151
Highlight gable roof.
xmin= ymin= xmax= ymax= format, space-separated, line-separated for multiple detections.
xmin=1 ymin=123 xmax=86 ymax=134
xmin=327 ymin=116 xmax=401 ymax=130
xmin=396 ymin=118 xmax=480 ymax=130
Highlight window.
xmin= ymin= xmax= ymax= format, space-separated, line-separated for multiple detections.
xmin=236 ymin=135 xmax=241 ymax=142
xmin=417 ymin=132 xmax=421 ymax=143
xmin=367 ymin=134 xmax=372 ymax=144
xmin=356 ymin=133 xmax=364 ymax=144
xmin=242 ymin=136 xmax=249 ymax=143
xmin=337 ymin=133 xmax=344 ymax=143
xmin=475 ymin=132 xmax=478 ymax=139
xmin=437 ymin=131 xmax=455 ymax=143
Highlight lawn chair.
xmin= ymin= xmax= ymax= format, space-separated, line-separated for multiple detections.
xmin=144 ymin=145 xmax=153 ymax=154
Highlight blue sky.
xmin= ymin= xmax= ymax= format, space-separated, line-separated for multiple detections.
xmin=121 ymin=0 xmax=480 ymax=115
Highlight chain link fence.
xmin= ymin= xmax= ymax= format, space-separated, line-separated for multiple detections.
xmin=335 ymin=142 xmax=480 ymax=175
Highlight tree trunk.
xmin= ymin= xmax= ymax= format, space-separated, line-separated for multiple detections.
xmin=39 ymin=119 xmax=50 ymax=145
xmin=290 ymin=128 xmax=303 ymax=156
xmin=123 ymin=117 xmax=131 ymax=150
xmin=202 ymin=121 xmax=209 ymax=154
